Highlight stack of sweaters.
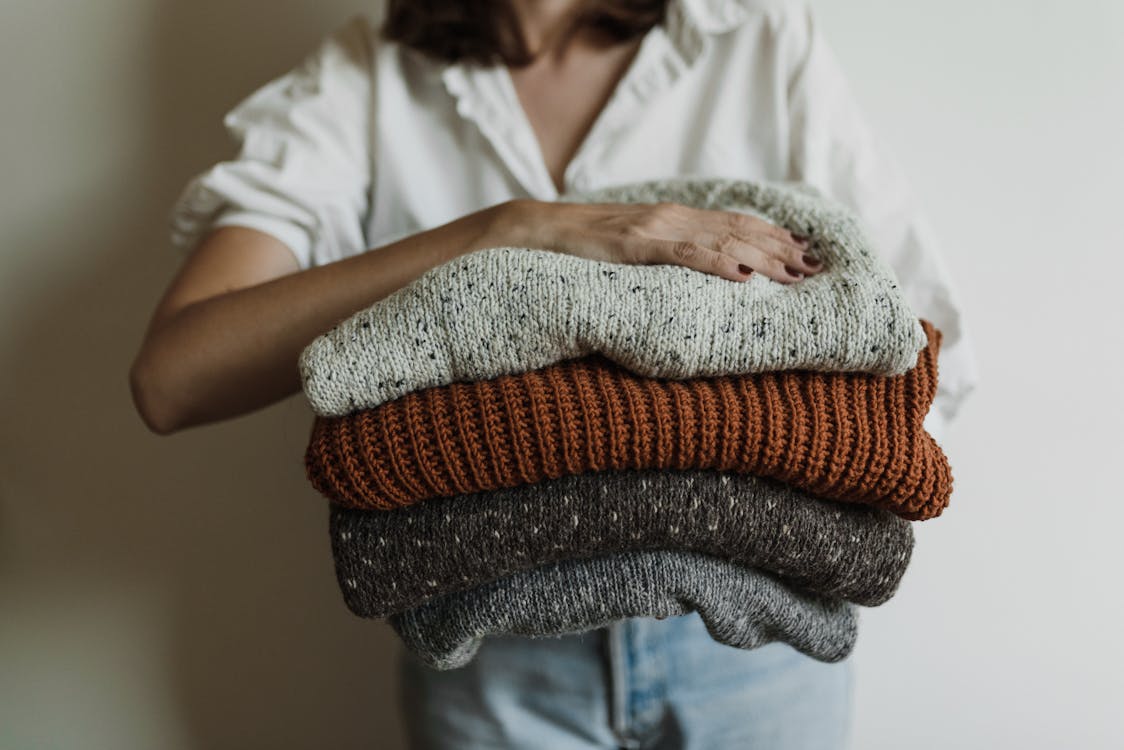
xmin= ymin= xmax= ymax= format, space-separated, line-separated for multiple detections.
xmin=299 ymin=178 xmax=952 ymax=670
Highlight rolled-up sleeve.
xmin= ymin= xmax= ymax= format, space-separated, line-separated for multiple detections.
xmin=784 ymin=4 xmax=980 ymax=434
xmin=168 ymin=15 xmax=375 ymax=270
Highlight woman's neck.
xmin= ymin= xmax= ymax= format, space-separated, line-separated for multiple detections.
xmin=508 ymin=0 xmax=598 ymax=61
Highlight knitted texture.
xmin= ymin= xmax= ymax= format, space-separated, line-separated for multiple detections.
xmin=331 ymin=469 xmax=913 ymax=618
xmin=306 ymin=320 xmax=949 ymax=520
xmin=388 ymin=550 xmax=859 ymax=670
xmin=299 ymin=177 xmax=927 ymax=416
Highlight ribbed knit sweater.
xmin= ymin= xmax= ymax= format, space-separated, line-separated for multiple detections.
xmin=389 ymin=550 xmax=859 ymax=670
xmin=306 ymin=319 xmax=949 ymax=520
xmin=299 ymin=177 xmax=926 ymax=417
xmin=331 ymin=469 xmax=912 ymax=618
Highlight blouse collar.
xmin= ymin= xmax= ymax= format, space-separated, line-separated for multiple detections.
xmin=435 ymin=0 xmax=762 ymax=198
xmin=436 ymin=0 xmax=761 ymax=85
xmin=665 ymin=0 xmax=760 ymax=64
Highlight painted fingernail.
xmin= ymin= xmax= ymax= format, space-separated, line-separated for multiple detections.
xmin=738 ymin=264 xmax=753 ymax=275
xmin=803 ymin=253 xmax=822 ymax=266
xmin=791 ymin=233 xmax=811 ymax=245
xmin=785 ymin=265 xmax=804 ymax=279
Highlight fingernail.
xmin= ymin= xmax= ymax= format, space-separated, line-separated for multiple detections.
xmin=738 ymin=264 xmax=753 ymax=275
xmin=802 ymin=253 xmax=822 ymax=266
xmin=785 ymin=265 xmax=804 ymax=279
xmin=791 ymin=233 xmax=811 ymax=245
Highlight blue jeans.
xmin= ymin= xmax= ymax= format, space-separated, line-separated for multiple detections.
xmin=398 ymin=611 xmax=853 ymax=749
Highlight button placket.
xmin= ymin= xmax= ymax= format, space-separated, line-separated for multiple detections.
xmin=561 ymin=27 xmax=701 ymax=196
xmin=441 ymin=64 xmax=556 ymax=199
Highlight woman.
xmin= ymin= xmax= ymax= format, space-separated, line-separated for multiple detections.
xmin=130 ymin=0 xmax=977 ymax=747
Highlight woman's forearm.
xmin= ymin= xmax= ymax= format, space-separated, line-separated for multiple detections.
xmin=130 ymin=200 xmax=530 ymax=434
xmin=131 ymin=193 xmax=820 ymax=435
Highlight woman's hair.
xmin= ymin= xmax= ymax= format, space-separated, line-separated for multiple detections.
xmin=382 ymin=0 xmax=670 ymax=67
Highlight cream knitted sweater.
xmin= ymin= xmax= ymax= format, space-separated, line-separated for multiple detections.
xmin=300 ymin=177 xmax=925 ymax=416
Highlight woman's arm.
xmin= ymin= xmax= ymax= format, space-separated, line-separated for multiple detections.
xmin=130 ymin=198 xmax=819 ymax=435
xmin=129 ymin=202 xmax=514 ymax=434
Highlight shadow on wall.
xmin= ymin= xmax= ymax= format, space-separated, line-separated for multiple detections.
xmin=0 ymin=1 xmax=404 ymax=749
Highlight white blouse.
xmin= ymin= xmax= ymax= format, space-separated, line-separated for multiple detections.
xmin=169 ymin=0 xmax=979 ymax=439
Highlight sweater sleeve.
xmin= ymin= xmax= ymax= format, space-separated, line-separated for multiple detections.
xmin=784 ymin=3 xmax=980 ymax=433
xmin=167 ymin=15 xmax=375 ymax=271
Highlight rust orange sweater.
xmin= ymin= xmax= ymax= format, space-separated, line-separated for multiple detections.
xmin=306 ymin=320 xmax=949 ymax=520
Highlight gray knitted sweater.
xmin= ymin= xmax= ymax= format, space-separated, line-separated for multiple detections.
xmin=300 ymin=177 xmax=925 ymax=416
xmin=331 ymin=469 xmax=912 ymax=619
xmin=390 ymin=550 xmax=858 ymax=670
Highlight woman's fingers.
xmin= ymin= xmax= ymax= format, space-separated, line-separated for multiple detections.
xmin=686 ymin=228 xmax=823 ymax=283
xmin=684 ymin=209 xmax=825 ymax=282
xmin=726 ymin=211 xmax=806 ymax=249
xmin=649 ymin=239 xmax=749 ymax=282
xmin=636 ymin=232 xmax=824 ymax=284
xmin=547 ymin=201 xmax=825 ymax=284
xmin=737 ymin=230 xmax=825 ymax=277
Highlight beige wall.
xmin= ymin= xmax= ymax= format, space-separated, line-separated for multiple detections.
xmin=1 ymin=1 xmax=404 ymax=749
xmin=1 ymin=1 xmax=1121 ymax=748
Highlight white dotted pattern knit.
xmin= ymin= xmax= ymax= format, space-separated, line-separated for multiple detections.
xmin=300 ymin=177 xmax=925 ymax=417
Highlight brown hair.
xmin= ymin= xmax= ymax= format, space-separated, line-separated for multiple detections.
xmin=382 ymin=0 xmax=670 ymax=68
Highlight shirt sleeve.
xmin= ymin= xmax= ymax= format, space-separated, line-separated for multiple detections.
xmin=167 ymin=15 xmax=375 ymax=271
xmin=784 ymin=3 xmax=980 ymax=432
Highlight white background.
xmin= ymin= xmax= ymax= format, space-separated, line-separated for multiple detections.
xmin=1 ymin=1 xmax=1122 ymax=748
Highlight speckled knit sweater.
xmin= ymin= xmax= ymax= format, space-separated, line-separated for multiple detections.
xmin=389 ymin=550 xmax=859 ymax=670
xmin=299 ymin=177 xmax=926 ymax=417
xmin=331 ymin=469 xmax=912 ymax=618
xmin=306 ymin=319 xmax=949 ymax=520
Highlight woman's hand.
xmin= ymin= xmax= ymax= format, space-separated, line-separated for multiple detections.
xmin=498 ymin=198 xmax=824 ymax=284
xmin=130 ymin=195 xmax=820 ymax=435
